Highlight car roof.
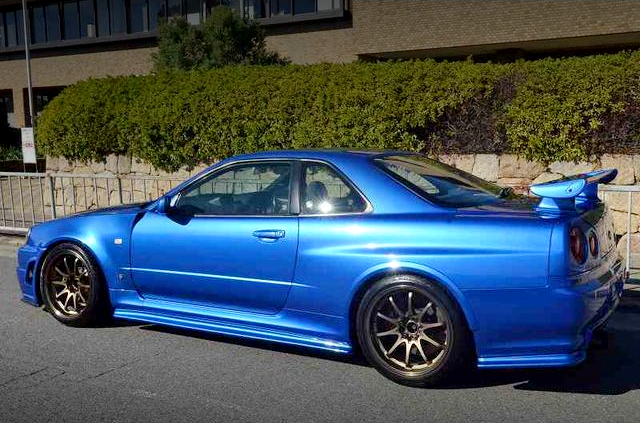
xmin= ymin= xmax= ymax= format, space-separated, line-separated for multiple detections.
xmin=228 ymin=149 xmax=413 ymax=162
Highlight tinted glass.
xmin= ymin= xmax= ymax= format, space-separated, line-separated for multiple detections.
xmin=241 ymin=0 xmax=266 ymax=19
xmin=294 ymin=0 xmax=315 ymax=14
xmin=96 ymin=1 xmax=110 ymax=36
xmin=185 ymin=0 xmax=201 ymax=24
xmin=5 ymin=12 xmax=16 ymax=46
xmin=271 ymin=0 xmax=291 ymax=15
xmin=176 ymin=163 xmax=292 ymax=216
xmin=110 ymin=0 xmax=127 ymax=34
xmin=63 ymin=1 xmax=80 ymax=39
xmin=130 ymin=0 xmax=148 ymax=32
xmin=16 ymin=10 xmax=24 ymax=45
xmin=0 ymin=14 xmax=4 ymax=48
xmin=32 ymin=6 xmax=46 ymax=44
xmin=376 ymin=155 xmax=506 ymax=208
xmin=45 ymin=4 xmax=61 ymax=41
xmin=79 ymin=0 xmax=96 ymax=37
xmin=317 ymin=0 xmax=336 ymax=11
xmin=301 ymin=163 xmax=367 ymax=214
xmin=167 ymin=0 xmax=182 ymax=17
xmin=148 ymin=0 xmax=166 ymax=30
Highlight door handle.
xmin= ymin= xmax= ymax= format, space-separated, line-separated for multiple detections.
xmin=252 ymin=230 xmax=286 ymax=239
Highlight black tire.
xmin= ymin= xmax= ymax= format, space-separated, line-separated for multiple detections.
xmin=356 ymin=274 xmax=472 ymax=387
xmin=39 ymin=243 xmax=110 ymax=326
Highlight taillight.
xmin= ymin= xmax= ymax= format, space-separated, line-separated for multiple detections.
xmin=569 ymin=227 xmax=586 ymax=264
xmin=588 ymin=232 xmax=599 ymax=257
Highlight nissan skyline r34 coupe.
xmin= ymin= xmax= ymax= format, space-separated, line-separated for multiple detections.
xmin=17 ymin=150 xmax=625 ymax=386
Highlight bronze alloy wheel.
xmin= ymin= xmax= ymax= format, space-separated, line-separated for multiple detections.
xmin=40 ymin=243 xmax=108 ymax=326
xmin=371 ymin=288 xmax=451 ymax=371
xmin=356 ymin=274 xmax=471 ymax=386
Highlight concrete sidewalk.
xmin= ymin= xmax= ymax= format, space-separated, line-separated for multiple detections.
xmin=0 ymin=235 xmax=22 ymax=258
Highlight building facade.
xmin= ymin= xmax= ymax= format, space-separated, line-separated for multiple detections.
xmin=1 ymin=0 xmax=640 ymax=133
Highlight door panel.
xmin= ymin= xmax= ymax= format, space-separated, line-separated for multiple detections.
xmin=130 ymin=160 xmax=299 ymax=315
xmin=130 ymin=212 xmax=298 ymax=314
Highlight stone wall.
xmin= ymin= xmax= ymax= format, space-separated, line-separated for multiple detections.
xmin=46 ymin=153 xmax=640 ymax=259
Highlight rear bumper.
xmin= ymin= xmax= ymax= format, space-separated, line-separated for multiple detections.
xmin=475 ymin=254 xmax=625 ymax=369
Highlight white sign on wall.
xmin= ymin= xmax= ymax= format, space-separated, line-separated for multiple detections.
xmin=21 ymin=128 xmax=37 ymax=164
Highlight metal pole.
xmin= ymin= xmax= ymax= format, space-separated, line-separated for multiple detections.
xmin=21 ymin=0 xmax=36 ymax=129
xmin=627 ymin=192 xmax=633 ymax=274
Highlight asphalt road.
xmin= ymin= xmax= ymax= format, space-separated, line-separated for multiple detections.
xmin=2 ymin=251 xmax=640 ymax=423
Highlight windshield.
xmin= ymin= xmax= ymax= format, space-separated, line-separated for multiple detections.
xmin=375 ymin=155 xmax=509 ymax=208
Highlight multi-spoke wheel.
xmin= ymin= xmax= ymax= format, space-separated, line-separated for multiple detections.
xmin=40 ymin=243 xmax=108 ymax=326
xmin=356 ymin=274 xmax=472 ymax=386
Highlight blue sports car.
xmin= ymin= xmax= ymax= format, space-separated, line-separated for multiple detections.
xmin=17 ymin=150 xmax=625 ymax=386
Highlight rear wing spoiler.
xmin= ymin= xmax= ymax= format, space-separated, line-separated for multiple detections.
xmin=530 ymin=169 xmax=617 ymax=212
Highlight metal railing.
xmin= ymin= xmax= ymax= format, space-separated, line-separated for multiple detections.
xmin=0 ymin=172 xmax=183 ymax=234
xmin=600 ymin=185 xmax=639 ymax=274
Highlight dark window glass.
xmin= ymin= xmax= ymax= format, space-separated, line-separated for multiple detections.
xmin=96 ymin=1 xmax=110 ymax=36
xmin=110 ymin=0 xmax=127 ymax=34
xmin=167 ymin=0 xmax=181 ymax=17
xmin=6 ymin=12 xmax=17 ymax=47
xmin=271 ymin=0 xmax=291 ymax=15
xmin=376 ymin=155 xmax=508 ymax=208
xmin=317 ymin=0 xmax=336 ymax=11
xmin=294 ymin=0 xmax=315 ymax=14
xmin=176 ymin=163 xmax=292 ymax=216
xmin=242 ymin=0 xmax=266 ymax=19
xmin=184 ymin=0 xmax=201 ymax=24
xmin=31 ymin=6 xmax=47 ymax=44
xmin=130 ymin=0 xmax=149 ymax=33
xmin=79 ymin=0 xmax=96 ymax=37
xmin=45 ymin=4 xmax=61 ymax=41
xmin=148 ymin=0 xmax=166 ymax=30
xmin=0 ymin=13 xmax=5 ymax=48
xmin=301 ymin=163 xmax=366 ymax=215
xmin=16 ymin=10 xmax=24 ymax=45
xmin=63 ymin=1 xmax=80 ymax=39
xmin=0 ymin=91 xmax=13 ymax=113
xmin=24 ymin=86 xmax=65 ymax=125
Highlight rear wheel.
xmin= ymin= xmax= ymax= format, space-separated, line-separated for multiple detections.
xmin=40 ymin=243 xmax=109 ymax=326
xmin=356 ymin=274 xmax=471 ymax=386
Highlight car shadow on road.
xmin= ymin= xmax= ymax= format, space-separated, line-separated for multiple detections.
xmin=139 ymin=324 xmax=371 ymax=367
xmin=134 ymin=290 xmax=640 ymax=394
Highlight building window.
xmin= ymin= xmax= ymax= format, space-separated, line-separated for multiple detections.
xmin=130 ymin=0 xmax=149 ymax=32
xmin=294 ymin=0 xmax=315 ymax=14
xmin=63 ymin=1 xmax=80 ymax=39
xmin=110 ymin=0 xmax=127 ymax=35
xmin=168 ymin=0 xmax=182 ymax=17
xmin=46 ymin=4 xmax=62 ymax=41
xmin=79 ymin=0 xmax=96 ymax=37
xmin=0 ymin=90 xmax=15 ymax=128
xmin=0 ymin=0 xmax=343 ymax=51
xmin=149 ymin=0 xmax=168 ymax=30
xmin=185 ymin=0 xmax=201 ymax=25
xmin=23 ymin=86 xmax=66 ymax=128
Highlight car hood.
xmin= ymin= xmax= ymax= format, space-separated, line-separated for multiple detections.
xmin=67 ymin=202 xmax=151 ymax=218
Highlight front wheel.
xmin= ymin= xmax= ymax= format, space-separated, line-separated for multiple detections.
xmin=40 ymin=243 xmax=109 ymax=326
xmin=356 ymin=274 xmax=472 ymax=386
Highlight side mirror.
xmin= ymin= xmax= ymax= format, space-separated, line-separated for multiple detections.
xmin=156 ymin=195 xmax=172 ymax=214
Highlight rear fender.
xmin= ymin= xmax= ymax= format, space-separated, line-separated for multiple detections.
xmin=350 ymin=261 xmax=478 ymax=331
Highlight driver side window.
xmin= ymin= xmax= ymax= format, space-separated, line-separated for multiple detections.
xmin=175 ymin=162 xmax=292 ymax=216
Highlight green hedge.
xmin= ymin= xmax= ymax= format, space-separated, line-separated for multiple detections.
xmin=36 ymin=51 xmax=640 ymax=172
